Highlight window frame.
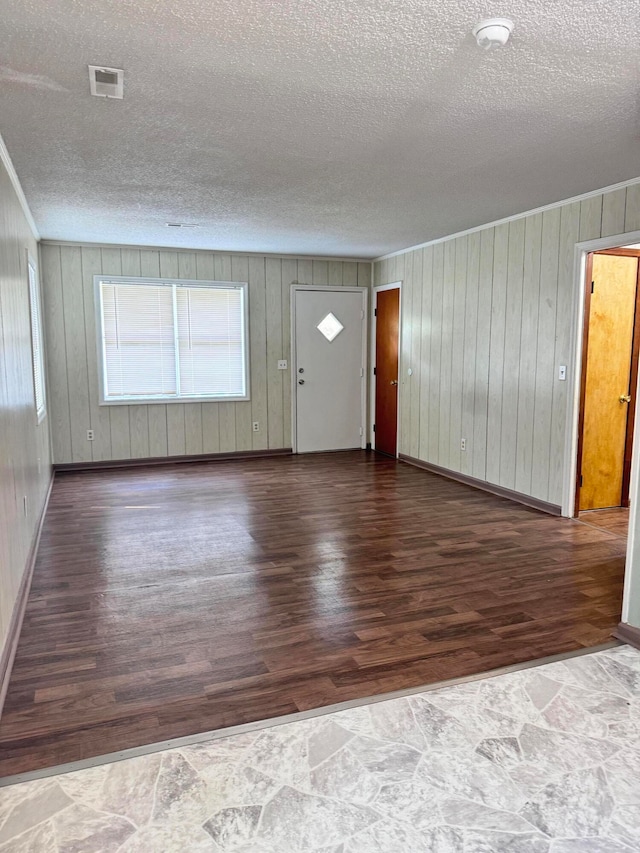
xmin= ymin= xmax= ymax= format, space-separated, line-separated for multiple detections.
xmin=94 ymin=275 xmax=250 ymax=405
xmin=27 ymin=253 xmax=47 ymax=424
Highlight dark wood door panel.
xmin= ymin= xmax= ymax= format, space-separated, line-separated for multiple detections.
xmin=375 ymin=288 xmax=400 ymax=456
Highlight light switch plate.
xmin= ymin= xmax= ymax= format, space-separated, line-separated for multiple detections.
xmin=559 ymin=365 xmax=567 ymax=381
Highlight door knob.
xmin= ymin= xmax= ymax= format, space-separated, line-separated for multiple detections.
xmin=390 ymin=380 xmax=398 ymax=386
xmin=620 ymin=394 xmax=632 ymax=403
xmin=298 ymin=379 xmax=305 ymax=385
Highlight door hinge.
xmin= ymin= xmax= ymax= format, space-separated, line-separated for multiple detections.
xmin=373 ymin=367 xmax=377 ymax=376
xmin=591 ymin=281 xmax=594 ymax=294
xmin=361 ymin=310 xmax=365 ymax=320
xmin=579 ymin=474 xmax=583 ymax=487
xmin=373 ymin=424 xmax=376 ymax=432
xmin=360 ymin=367 xmax=364 ymax=377
xmin=359 ymin=426 xmax=363 ymax=436
xmin=374 ymin=308 xmax=377 ymax=316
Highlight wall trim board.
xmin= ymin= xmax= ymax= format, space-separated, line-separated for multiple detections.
xmin=0 ymin=472 xmax=54 ymax=719
xmin=612 ymin=622 xmax=640 ymax=650
xmin=40 ymin=240 xmax=372 ymax=265
xmin=53 ymin=448 xmax=293 ymax=473
xmin=0 ymin=132 xmax=39 ymax=240
xmin=399 ymin=454 xmax=562 ymax=516
xmin=374 ymin=175 xmax=640 ymax=262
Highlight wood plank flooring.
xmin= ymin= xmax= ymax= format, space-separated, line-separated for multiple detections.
xmin=579 ymin=507 xmax=629 ymax=538
xmin=0 ymin=452 xmax=625 ymax=777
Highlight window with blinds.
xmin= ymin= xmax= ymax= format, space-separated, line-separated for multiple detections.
xmin=28 ymin=258 xmax=46 ymax=423
xmin=95 ymin=277 xmax=249 ymax=404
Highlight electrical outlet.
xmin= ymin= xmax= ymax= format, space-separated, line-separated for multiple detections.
xmin=278 ymin=359 xmax=288 ymax=370
xmin=460 ymin=438 xmax=466 ymax=451
xmin=252 ymin=422 xmax=260 ymax=432
xmin=87 ymin=429 xmax=95 ymax=441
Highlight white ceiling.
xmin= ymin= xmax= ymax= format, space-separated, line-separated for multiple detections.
xmin=1 ymin=0 xmax=639 ymax=258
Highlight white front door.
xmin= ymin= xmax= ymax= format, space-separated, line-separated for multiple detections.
xmin=293 ymin=288 xmax=366 ymax=453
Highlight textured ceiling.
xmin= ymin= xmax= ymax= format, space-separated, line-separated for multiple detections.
xmin=0 ymin=0 xmax=639 ymax=258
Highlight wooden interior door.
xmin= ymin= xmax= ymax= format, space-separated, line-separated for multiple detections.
xmin=579 ymin=253 xmax=639 ymax=510
xmin=374 ymin=287 xmax=400 ymax=456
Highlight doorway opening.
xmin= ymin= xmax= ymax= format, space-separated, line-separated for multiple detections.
xmin=372 ymin=283 xmax=401 ymax=457
xmin=576 ymin=246 xmax=640 ymax=539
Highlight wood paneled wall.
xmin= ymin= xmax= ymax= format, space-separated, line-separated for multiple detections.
xmin=0 ymin=160 xmax=52 ymax=658
xmin=41 ymin=244 xmax=370 ymax=464
xmin=374 ymin=184 xmax=640 ymax=507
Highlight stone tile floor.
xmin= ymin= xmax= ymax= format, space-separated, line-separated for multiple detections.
xmin=1 ymin=645 xmax=640 ymax=851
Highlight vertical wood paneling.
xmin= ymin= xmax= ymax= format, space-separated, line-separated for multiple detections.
xmin=312 ymin=260 xmax=328 ymax=285
xmin=438 ymin=241 xmax=456 ymax=467
xmin=297 ymin=259 xmax=313 ymax=285
xmin=601 ymin=188 xmax=627 ymax=238
xmin=549 ymin=202 xmax=580 ymax=503
xmin=328 ymin=261 xmax=342 ymax=286
xmin=80 ymin=246 xmax=112 ymax=461
xmin=375 ymin=182 xmax=640 ymax=508
xmin=418 ymin=246 xmax=434 ymax=461
xmin=499 ymin=220 xmax=525 ymax=489
xmin=343 ymin=263 xmax=358 ymax=288
xmin=449 ymin=236 xmax=467 ymax=471
xmin=167 ymin=405 xmax=186 ymax=456
xmin=531 ymin=208 xmax=561 ymax=500
xmin=515 ymin=213 xmax=542 ymax=495
xmin=43 ymin=245 xmax=370 ymax=466
xmin=0 ymin=156 xmax=51 ymax=659
xmin=461 ymin=233 xmax=480 ymax=476
xmin=472 ymin=228 xmax=494 ymax=481
xmin=427 ymin=244 xmax=444 ymax=462
xmin=579 ymin=196 xmax=603 ymax=241
xmin=248 ymin=256 xmax=267 ymax=451
xmin=41 ymin=245 xmax=72 ymax=464
xmin=409 ymin=250 xmax=423 ymax=458
xmin=485 ymin=223 xmax=509 ymax=484
xmin=265 ymin=258 xmax=284 ymax=448
xmin=60 ymin=247 xmax=91 ymax=463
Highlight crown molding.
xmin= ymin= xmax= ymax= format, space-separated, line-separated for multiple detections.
xmin=39 ymin=239 xmax=372 ymax=264
xmin=374 ymin=174 xmax=640 ymax=263
xmin=0 ymin=132 xmax=39 ymax=240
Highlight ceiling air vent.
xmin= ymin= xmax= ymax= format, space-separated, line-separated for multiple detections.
xmin=88 ymin=65 xmax=124 ymax=99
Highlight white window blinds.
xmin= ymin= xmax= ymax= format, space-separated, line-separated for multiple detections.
xmin=28 ymin=259 xmax=46 ymax=422
xmin=97 ymin=278 xmax=248 ymax=403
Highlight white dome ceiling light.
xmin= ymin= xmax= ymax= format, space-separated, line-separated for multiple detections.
xmin=472 ymin=18 xmax=514 ymax=50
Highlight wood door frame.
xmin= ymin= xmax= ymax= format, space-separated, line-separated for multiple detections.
xmin=622 ymin=259 xmax=640 ymax=505
xmin=563 ymin=229 xmax=640 ymax=521
xmin=370 ymin=282 xmax=402 ymax=455
xmin=290 ymin=285 xmax=368 ymax=454
xmin=574 ymin=251 xmax=640 ymax=513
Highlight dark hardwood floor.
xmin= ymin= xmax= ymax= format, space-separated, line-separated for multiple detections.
xmin=0 ymin=452 xmax=625 ymax=777
xmin=579 ymin=506 xmax=629 ymax=538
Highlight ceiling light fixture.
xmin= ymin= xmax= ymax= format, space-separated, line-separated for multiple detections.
xmin=165 ymin=222 xmax=200 ymax=228
xmin=472 ymin=18 xmax=514 ymax=50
